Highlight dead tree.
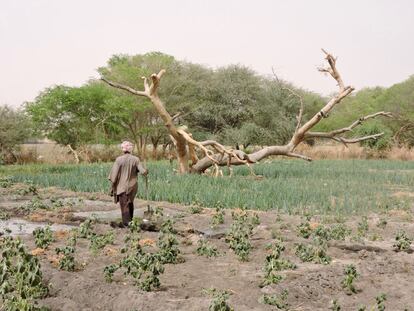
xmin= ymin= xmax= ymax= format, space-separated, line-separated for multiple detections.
xmin=102 ymin=50 xmax=392 ymax=174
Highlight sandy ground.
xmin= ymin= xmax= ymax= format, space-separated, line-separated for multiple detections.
xmin=1 ymin=184 xmax=414 ymax=311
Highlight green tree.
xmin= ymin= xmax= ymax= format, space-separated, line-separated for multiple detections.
xmin=0 ymin=106 xmax=32 ymax=164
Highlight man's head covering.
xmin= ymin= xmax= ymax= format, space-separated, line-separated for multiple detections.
xmin=121 ymin=141 xmax=134 ymax=153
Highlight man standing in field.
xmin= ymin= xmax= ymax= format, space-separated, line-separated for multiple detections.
xmin=109 ymin=141 xmax=148 ymax=227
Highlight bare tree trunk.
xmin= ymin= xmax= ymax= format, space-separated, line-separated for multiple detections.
xmin=67 ymin=144 xmax=80 ymax=164
xmin=102 ymin=50 xmax=392 ymax=175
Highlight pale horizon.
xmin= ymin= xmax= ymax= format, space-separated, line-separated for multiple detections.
xmin=1 ymin=0 xmax=414 ymax=107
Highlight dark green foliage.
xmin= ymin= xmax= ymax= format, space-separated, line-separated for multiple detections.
xmin=0 ymin=106 xmax=32 ymax=164
xmin=203 ymin=288 xmax=234 ymax=311
xmin=393 ymin=230 xmax=412 ymax=252
xmin=196 ymin=239 xmax=219 ymax=258
xmin=260 ymin=290 xmax=289 ymax=309
xmin=342 ymin=264 xmax=358 ymax=294
xmin=0 ymin=237 xmax=48 ymax=310
xmin=33 ymin=226 xmax=54 ymax=249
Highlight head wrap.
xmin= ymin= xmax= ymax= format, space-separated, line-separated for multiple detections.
xmin=121 ymin=141 xmax=134 ymax=153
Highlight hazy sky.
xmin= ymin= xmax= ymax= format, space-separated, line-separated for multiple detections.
xmin=1 ymin=0 xmax=414 ymax=107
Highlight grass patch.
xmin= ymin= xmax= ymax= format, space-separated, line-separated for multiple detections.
xmin=1 ymin=159 xmax=413 ymax=215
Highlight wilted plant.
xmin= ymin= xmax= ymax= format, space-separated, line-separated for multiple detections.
xmin=297 ymin=221 xmax=312 ymax=238
xmin=330 ymin=223 xmax=351 ymax=241
xmin=33 ymin=226 xmax=54 ymax=249
xmin=128 ymin=218 xmax=141 ymax=234
xmin=376 ymin=293 xmax=386 ymax=311
xmin=203 ymin=288 xmax=234 ymax=311
xmin=120 ymin=247 xmax=165 ymax=291
xmin=89 ymin=231 xmax=115 ymax=254
xmin=157 ymin=231 xmax=181 ymax=264
xmin=393 ymin=230 xmax=412 ymax=252
xmin=55 ymin=245 xmax=76 ymax=271
xmin=342 ymin=264 xmax=358 ymax=294
xmin=211 ymin=201 xmax=225 ymax=227
xmin=376 ymin=218 xmax=387 ymax=229
xmin=196 ymin=239 xmax=219 ymax=258
xmin=160 ymin=219 xmax=176 ymax=234
xmin=19 ymin=198 xmax=49 ymax=214
xmin=0 ymin=237 xmax=49 ymax=310
xmin=103 ymin=264 xmax=119 ymax=283
xmin=0 ymin=176 xmax=13 ymax=188
xmin=77 ymin=218 xmax=95 ymax=238
xmin=0 ymin=210 xmax=10 ymax=220
xmin=226 ymin=210 xmax=252 ymax=261
xmin=295 ymin=240 xmax=331 ymax=265
xmin=189 ymin=205 xmax=203 ymax=214
xmin=330 ymin=299 xmax=342 ymax=311
xmin=357 ymin=216 xmax=369 ymax=238
xmin=251 ymin=212 xmax=260 ymax=226
xmin=260 ymin=290 xmax=289 ymax=309
xmin=154 ymin=206 xmax=164 ymax=218
xmin=261 ymin=241 xmax=296 ymax=287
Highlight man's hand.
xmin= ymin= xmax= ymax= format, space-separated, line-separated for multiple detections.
xmin=142 ymin=169 xmax=149 ymax=176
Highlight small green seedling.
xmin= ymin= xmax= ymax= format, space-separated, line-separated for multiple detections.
xmin=342 ymin=264 xmax=358 ymax=294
